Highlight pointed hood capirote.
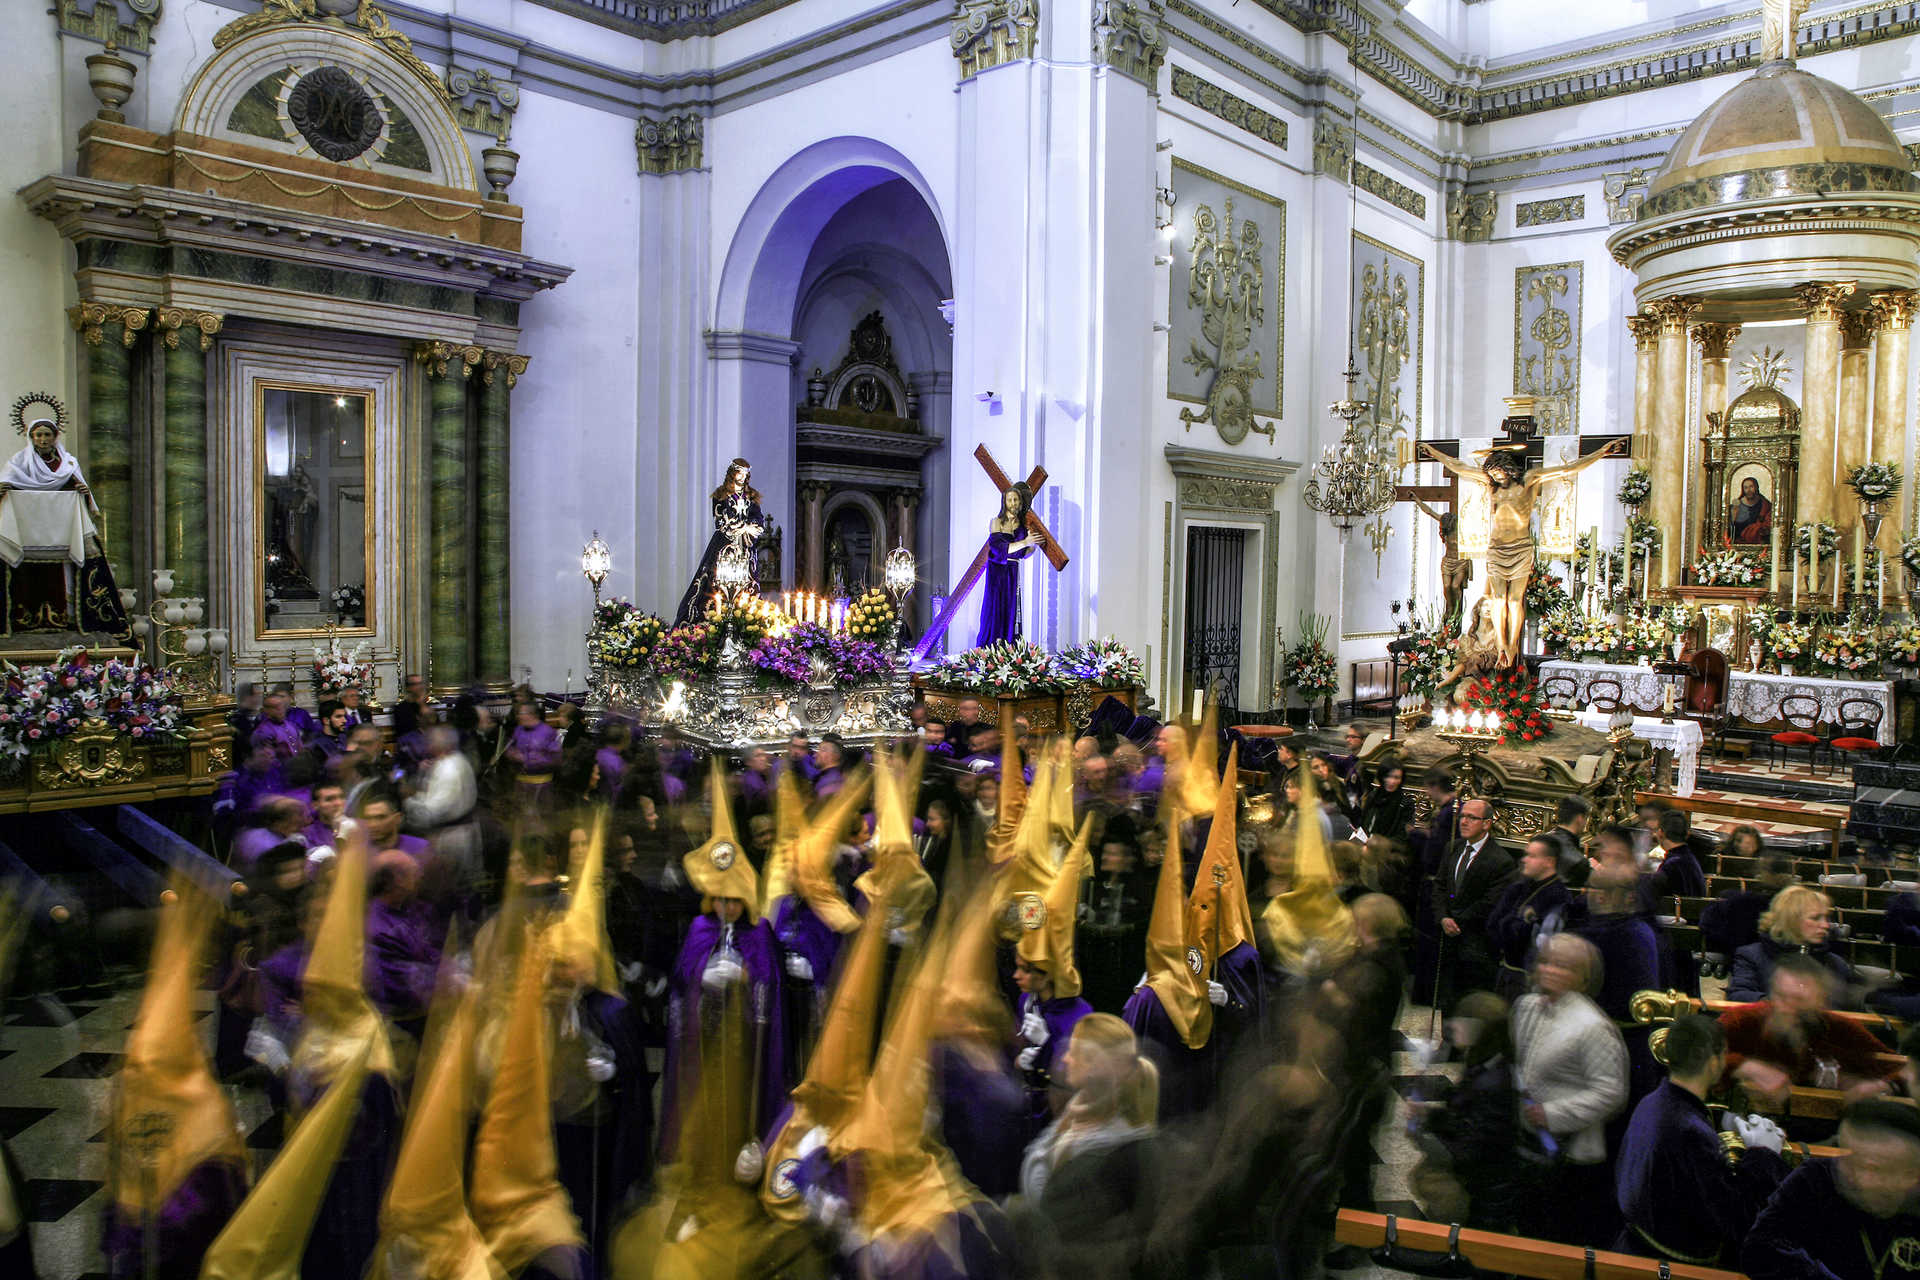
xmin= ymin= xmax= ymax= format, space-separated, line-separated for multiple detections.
xmin=789 ymin=762 xmax=872 ymax=935
xmin=1262 ymin=762 xmax=1357 ymax=975
xmin=1178 ymin=700 xmax=1220 ymax=820
xmin=758 ymin=766 xmax=807 ymax=917
xmin=854 ymin=751 xmax=937 ymax=936
xmin=1142 ymin=795 xmax=1212 ymax=1050
xmin=1187 ymin=744 xmax=1256 ymax=969
xmin=369 ymin=994 xmax=503 ymax=1280
xmin=110 ymin=881 xmax=246 ymax=1219
xmin=684 ymin=754 xmax=759 ymax=917
xmin=1016 ymin=813 xmax=1095 ymax=998
xmin=198 ymin=1039 xmax=373 ymax=1280
xmin=550 ymin=809 xmax=618 ymax=993
xmin=986 ymin=720 xmax=1027 ymax=865
xmin=296 ymin=826 xmax=395 ymax=1082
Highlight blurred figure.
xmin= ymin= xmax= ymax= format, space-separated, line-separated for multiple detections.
xmin=1488 ymin=835 xmax=1573 ymax=1002
xmin=1745 ymin=1100 xmax=1920 ymax=1279
xmin=1719 ymin=956 xmax=1898 ymax=1109
xmin=1410 ymin=990 xmax=1519 ymax=1231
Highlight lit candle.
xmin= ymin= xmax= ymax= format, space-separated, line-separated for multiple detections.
xmin=1191 ymin=690 xmax=1203 ymax=721
xmin=1834 ymin=542 xmax=1843 ymax=607
xmin=1878 ymin=554 xmax=1885 ymax=611
xmin=1769 ymin=521 xmax=1781 ymax=593
xmin=1641 ymin=547 xmax=1651 ymax=603
xmin=1791 ymin=552 xmax=1800 ymax=610
xmin=1853 ymin=526 xmax=1865 ymax=600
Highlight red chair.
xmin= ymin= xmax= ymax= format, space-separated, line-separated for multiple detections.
xmin=1827 ymin=698 xmax=1885 ymax=775
xmin=1767 ymin=694 xmax=1824 ymax=772
xmin=1681 ymin=648 xmax=1731 ymax=758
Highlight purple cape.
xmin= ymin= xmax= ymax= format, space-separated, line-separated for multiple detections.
xmin=1121 ymin=984 xmax=1213 ymax=1119
xmin=975 ymin=529 xmax=1033 ymax=647
xmin=659 ymin=914 xmax=788 ymax=1158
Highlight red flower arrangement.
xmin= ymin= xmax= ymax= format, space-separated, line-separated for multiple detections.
xmin=1457 ymin=668 xmax=1553 ymax=746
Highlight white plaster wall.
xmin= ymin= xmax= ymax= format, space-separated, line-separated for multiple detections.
xmin=0 ymin=8 xmax=75 ymax=425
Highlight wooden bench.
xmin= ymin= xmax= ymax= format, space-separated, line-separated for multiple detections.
xmin=1645 ymin=791 xmax=1846 ymax=858
xmin=1332 ymin=1211 xmax=1742 ymax=1278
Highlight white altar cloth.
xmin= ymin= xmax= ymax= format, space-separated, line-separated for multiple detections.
xmin=1567 ymin=709 xmax=1702 ymax=796
xmin=0 ymin=489 xmax=95 ymax=567
xmin=1539 ymin=659 xmax=1895 ymax=746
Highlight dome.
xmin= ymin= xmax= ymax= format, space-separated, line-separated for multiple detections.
xmin=1722 ymin=383 xmax=1800 ymax=437
xmin=1642 ymin=60 xmax=1918 ymax=220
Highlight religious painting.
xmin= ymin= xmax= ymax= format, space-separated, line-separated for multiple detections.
xmin=1513 ymin=263 xmax=1581 ymax=437
xmin=1167 ymin=158 xmax=1285 ymax=446
xmin=1700 ymin=346 xmax=1800 ymax=559
xmin=1726 ymin=461 xmax=1776 ymax=545
xmin=1341 ymin=234 xmax=1424 ymax=639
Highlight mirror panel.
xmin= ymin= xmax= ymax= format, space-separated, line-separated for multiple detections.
xmin=257 ymin=384 xmax=373 ymax=634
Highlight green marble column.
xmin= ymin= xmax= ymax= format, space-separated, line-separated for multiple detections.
xmin=71 ymin=303 xmax=149 ymax=576
xmin=475 ymin=351 xmax=525 ymax=691
xmin=420 ymin=342 xmax=477 ymax=694
xmin=159 ymin=310 xmax=222 ymax=599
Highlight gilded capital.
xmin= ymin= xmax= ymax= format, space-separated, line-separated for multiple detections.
xmin=482 ymin=350 xmax=532 ymax=388
xmin=1092 ymin=0 xmax=1166 ymax=86
xmin=636 ymin=111 xmax=703 ymax=175
xmin=1689 ymin=322 xmax=1741 ymax=360
xmin=156 ymin=308 xmax=224 ymax=352
xmin=1312 ymin=114 xmax=1355 ymax=179
xmin=69 ymin=301 xmax=149 ymax=347
xmin=1840 ymin=309 xmax=1876 ymax=350
xmin=1443 ymin=187 xmax=1497 ymax=243
xmin=1794 ymin=280 xmax=1857 ymax=322
xmin=1870 ymin=288 xmax=1917 ymax=332
xmin=1625 ymin=313 xmax=1661 ymax=349
xmin=1647 ymin=295 xmax=1703 ymax=334
xmin=413 ymin=340 xmax=480 ymax=379
xmin=952 ymin=0 xmax=1038 ymax=78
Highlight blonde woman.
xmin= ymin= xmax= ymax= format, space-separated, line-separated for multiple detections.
xmin=1727 ymin=883 xmax=1855 ymax=1003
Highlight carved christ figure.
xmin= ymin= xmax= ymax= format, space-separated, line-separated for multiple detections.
xmin=1418 ymin=438 xmax=1625 ymax=669
xmin=1411 ymin=497 xmax=1470 ymax=624
xmin=1761 ymin=0 xmax=1809 ymax=61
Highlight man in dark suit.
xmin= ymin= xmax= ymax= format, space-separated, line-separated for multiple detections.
xmin=1430 ymin=795 xmax=1515 ymax=1009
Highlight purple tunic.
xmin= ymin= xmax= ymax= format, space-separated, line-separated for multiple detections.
xmin=101 ymin=1155 xmax=249 ymax=1280
xmin=975 ymin=529 xmax=1033 ymax=647
xmin=771 ymin=894 xmax=846 ymax=991
xmin=1018 ymin=993 xmax=1091 ymax=1082
xmin=366 ymin=898 xmax=440 ymax=1023
xmin=935 ymin=1043 xmax=1030 ymax=1199
xmin=512 ymin=722 xmax=563 ymax=775
xmin=1121 ymin=985 xmax=1212 ymax=1119
xmin=250 ymin=716 xmax=305 ymax=761
xmin=595 ymin=746 xmax=628 ymax=799
xmin=658 ymin=914 xmax=787 ymax=1159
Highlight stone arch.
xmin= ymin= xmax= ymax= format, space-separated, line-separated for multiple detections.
xmin=174 ymin=24 xmax=474 ymax=190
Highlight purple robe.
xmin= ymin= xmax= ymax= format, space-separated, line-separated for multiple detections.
xmin=233 ymin=826 xmax=302 ymax=874
xmin=366 ymin=898 xmax=440 ymax=1024
xmin=975 ymin=529 xmax=1032 ymax=647
xmin=1213 ymin=941 xmax=1266 ymax=1057
xmin=1121 ymin=984 xmax=1212 ymax=1119
xmin=286 ymin=706 xmax=317 ymax=738
xmin=218 ymin=761 xmax=286 ymax=817
xmin=250 ymin=716 xmax=305 ymax=761
xmin=935 ymin=1043 xmax=1029 ymax=1199
xmin=659 ymin=914 xmax=787 ymax=1159
xmin=1018 ymin=993 xmax=1091 ymax=1082
xmin=101 ymin=1155 xmax=249 ymax=1280
xmin=595 ymin=746 xmax=628 ymax=800
xmin=512 ymin=721 xmax=563 ymax=784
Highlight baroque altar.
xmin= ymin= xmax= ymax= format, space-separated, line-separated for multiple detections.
xmin=1538 ymin=658 xmax=1895 ymax=745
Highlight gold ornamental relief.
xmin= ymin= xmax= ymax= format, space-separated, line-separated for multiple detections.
xmin=34 ymin=721 xmax=149 ymax=791
xmin=1178 ymin=197 xmax=1274 ymax=446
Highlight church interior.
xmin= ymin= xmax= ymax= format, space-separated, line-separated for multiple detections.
xmin=2 ymin=0 xmax=1920 ymax=1276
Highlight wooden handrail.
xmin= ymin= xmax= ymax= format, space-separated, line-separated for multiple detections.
xmin=1332 ymin=1210 xmax=1743 ymax=1278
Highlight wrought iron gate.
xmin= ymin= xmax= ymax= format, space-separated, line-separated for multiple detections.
xmin=1182 ymin=526 xmax=1246 ymax=718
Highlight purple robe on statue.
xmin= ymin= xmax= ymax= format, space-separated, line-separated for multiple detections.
xmin=658 ymin=914 xmax=787 ymax=1159
xmin=974 ymin=529 xmax=1032 ymax=647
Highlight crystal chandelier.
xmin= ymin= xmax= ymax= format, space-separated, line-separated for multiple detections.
xmin=1303 ymin=356 xmax=1398 ymax=536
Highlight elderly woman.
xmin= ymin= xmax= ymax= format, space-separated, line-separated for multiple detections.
xmin=1513 ymin=933 xmax=1629 ymax=1248
xmin=1727 ymin=884 xmax=1855 ymax=1004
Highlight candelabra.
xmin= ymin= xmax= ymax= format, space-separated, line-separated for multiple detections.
xmin=122 ymin=569 xmax=227 ymax=702
xmin=1432 ymin=706 xmax=1500 ymax=803
xmin=1302 ymin=358 xmax=1398 ymax=536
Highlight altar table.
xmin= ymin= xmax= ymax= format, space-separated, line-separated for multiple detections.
xmin=1539 ymin=660 xmax=1895 ymax=746
xmin=1567 ymin=709 xmax=1702 ymax=796
xmin=0 ymin=489 xmax=95 ymax=566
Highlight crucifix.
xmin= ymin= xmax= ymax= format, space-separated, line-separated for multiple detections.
xmin=914 ymin=444 xmax=1070 ymax=660
xmin=1396 ymin=443 xmax=1464 ymax=623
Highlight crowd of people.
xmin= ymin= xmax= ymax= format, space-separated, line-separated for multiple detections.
xmin=21 ymin=684 xmax=1918 ymax=1279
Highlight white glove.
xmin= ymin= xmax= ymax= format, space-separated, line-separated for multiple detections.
xmin=785 ymin=953 xmax=814 ymax=982
xmin=1019 ymin=1009 xmax=1049 ymax=1046
xmin=734 ymin=1140 xmax=765 ymax=1184
xmin=1016 ymin=1045 xmax=1042 ymax=1071
xmin=618 ymin=960 xmax=643 ymax=984
xmin=1207 ymin=981 xmax=1228 ymax=1007
xmin=887 ymin=927 xmax=912 ymax=947
xmin=702 ymin=955 xmax=743 ymax=992
xmin=244 ymin=1019 xmax=289 ymax=1075
xmin=643 ymin=975 xmax=668 ymax=999
xmin=585 ymin=1045 xmax=616 ymax=1083
xmin=1733 ymin=1113 xmax=1786 ymax=1154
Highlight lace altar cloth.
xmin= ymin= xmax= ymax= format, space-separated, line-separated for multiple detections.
xmin=1539 ymin=660 xmax=1893 ymax=746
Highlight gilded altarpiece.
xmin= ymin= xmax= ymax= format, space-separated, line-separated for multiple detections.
xmin=1342 ymin=234 xmax=1423 ymax=639
xmin=1514 ymin=263 xmax=1582 ymax=437
xmin=1167 ymin=159 xmax=1285 ymax=446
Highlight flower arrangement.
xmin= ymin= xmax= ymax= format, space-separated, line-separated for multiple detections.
xmin=1902 ymin=536 xmax=1920 ymax=583
xmin=931 ymin=640 xmax=1069 ymax=696
xmin=650 ymin=623 xmax=721 ymax=682
xmin=1617 ymin=467 xmax=1653 ymax=509
xmin=828 ymin=634 xmax=893 ymax=684
xmin=844 ymin=588 xmax=899 ymax=648
xmin=1692 ymin=547 xmax=1765 ymax=587
xmin=1615 ymin=610 xmax=1667 ymax=664
xmin=1524 ymin=559 xmax=1573 ymax=618
xmin=594 ymin=599 xmax=668 ymax=670
xmin=1762 ymin=619 xmax=1813 ymax=672
xmin=0 ymin=649 xmax=186 ymax=768
xmin=1456 ymin=667 xmax=1552 ymax=745
xmin=1537 ymin=607 xmax=1581 ymax=657
xmin=1795 ymin=520 xmax=1840 ymax=565
xmin=1401 ymin=617 xmax=1462 ymax=697
xmin=1283 ymin=614 xmax=1339 ymax=705
xmin=1889 ymin=623 xmax=1920 ymax=668
xmin=1624 ymin=515 xmax=1661 ymax=555
xmin=1843 ymin=550 xmax=1887 ymax=597
xmin=1814 ymin=622 xmax=1883 ymax=676
xmin=330 ymin=583 xmax=365 ymax=624
xmin=1572 ymin=530 xmax=1600 ymax=567
xmin=1847 ymin=462 xmax=1903 ymax=504
xmin=312 ymin=637 xmax=372 ymax=696
xmin=704 ymin=596 xmax=772 ymax=647
xmin=1572 ymin=616 xmax=1622 ymax=659
xmin=1058 ymin=638 xmax=1145 ymax=688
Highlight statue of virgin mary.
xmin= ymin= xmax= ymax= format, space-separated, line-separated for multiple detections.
xmin=0 ymin=398 xmax=129 ymax=637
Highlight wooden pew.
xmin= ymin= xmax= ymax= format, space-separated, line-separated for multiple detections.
xmin=1646 ymin=790 xmax=1846 ymax=857
xmin=1332 ymin=1211 xmax=1742 ymax=1278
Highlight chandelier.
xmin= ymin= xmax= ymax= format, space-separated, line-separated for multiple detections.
xmin=1302 ymin=356 xmax=1398 ymax=535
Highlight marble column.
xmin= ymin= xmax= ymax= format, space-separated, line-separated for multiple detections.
xmin=1869 ymin=289 xmax=1915 ymax=561
xmin=476 ymin=351 xmax=528 ymax=692
xmin=1648 ymin=296 xmax=1701 ymax=587
xmin=155 ymin=309 xmax=222 ymax=600
xmin=798 ymin=480 xmax=829 ymax=590
xmin=1627 ymin=313 xmax=1661 ymax=461
xmin=1795 ymin=282 xmax=1855 ymax=538
xmin=1836 ymin=310 xmax=1875 ymax=547
xmin=1689 ymin=321 xmax=1739 ymax=570
xmin=69 ymin=302 xmax=150 ymax=577
xmin=417 ymin=342 xmax=480 ymax=695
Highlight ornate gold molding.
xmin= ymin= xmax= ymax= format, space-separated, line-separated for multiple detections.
xmin=482 ymin=350 xmax=531 ymax=388
xmin=1870 ymin=288 xmax=1917 ymax=332
xmin=155 ymin=308 xmax=224 ymax=352
xmin=1168 ymin=66 xmax=1285 ymax=147
xmin=1603 ymin=168 xmax=1650 ymax=224
xmin=34 ymin=720 xmax=148 ymax=790
xmin=413 ymin=340 xmax=482 ymax=378
xmin=1794 ymin=281 xmax=1858 ymax=323
xmin=1626 ymin=313 xmax=1661 ymax=349
xmin=1354 ymin=162 xmax=1426 ymax=219
xmin=1515 ymin=195 xmax=1583 ymax=227
xmin=55 ymin=0 xmax=162 ymax=53
xmin=212 ymin=0 xmax=453 ymax=102
xmin=636 ymin=111 xmax=703 ymax=174
xmin=1648 ymin=295 xmax=1703 ymax=335
xmin=952 ymin=0 xmax=1038 ymax=79
xmin=448 ymin=66 xmax=519 ymax=140
xmin=1689 ymin=321 xmax=1741 ymax=360
xmin=1092 ymin=0 xmax=1166 ymax=86
xmin=1840 ymin=309 xmax=1877 ymax=350
xmin=1312 ymin=114 xmax=1354 ymax=179
xmin=1443 ymin=187 xmax=1496 ymax=242
xmin=69 ymin=302 xmax=150 ymax=347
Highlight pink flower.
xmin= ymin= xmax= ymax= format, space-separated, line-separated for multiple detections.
xmin=28 ymin=728 xmax=40 ymax=740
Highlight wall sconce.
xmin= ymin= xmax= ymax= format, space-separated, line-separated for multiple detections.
xmin=1155 ymin=186 xmax=1177 ymax=233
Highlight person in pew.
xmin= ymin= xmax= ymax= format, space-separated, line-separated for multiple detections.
xmin=1728 ymin=884 xmax=1858 ymax=1003
xmin=1701 ymin=850 xmax=1796 ymax=964
xmin=1647 ymin=808 xmax=1705 ymax=900
xmin=1744 ymin=1098 xmax=1920 ymax=1280
xmin=1719 ymin=955 xmax=1900 ymax=1109
xmin=1614 ymin=1014 xmax=1788 ymax=1265
xmin=1541 ymin=793 xmax=1591 ymax=889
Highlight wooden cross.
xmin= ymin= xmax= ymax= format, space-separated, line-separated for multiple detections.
xmin=914 ymin=444 xmax=1070 ymax=660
